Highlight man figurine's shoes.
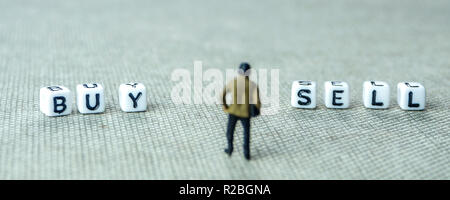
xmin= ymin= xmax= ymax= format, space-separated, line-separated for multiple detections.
xmin=244 ymin=153 xmax=251 ymax=160
xmin=224 ymin=148 xmax=233 ymax=156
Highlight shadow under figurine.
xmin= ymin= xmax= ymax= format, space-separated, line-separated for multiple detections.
xmin=221 ymin=62 xmax=261 ymax=160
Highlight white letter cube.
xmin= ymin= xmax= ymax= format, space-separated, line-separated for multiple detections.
xmin=363 ymin=81 xmax=390 ymax=109
xmin=291 ymin=80 xmax=316 ymax=109
xmin=119 ymin=83 xmax=147 ymax=112
xmin=40 ymin=86 xmax=73 ymax=117
xmin=324 ymin=81 xmax=349 ymax=109
xmin=397 ymin=82 xmax=425 ymax=110
xmin=76 ymin=83 xmax=105 ymax=114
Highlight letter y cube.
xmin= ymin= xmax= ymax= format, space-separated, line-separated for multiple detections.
xmin=119 ymin=83 xmax=147 ymax=112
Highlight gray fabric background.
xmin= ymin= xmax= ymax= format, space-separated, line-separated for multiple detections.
xmin=0 ymin=0 xmax=449 ymax=179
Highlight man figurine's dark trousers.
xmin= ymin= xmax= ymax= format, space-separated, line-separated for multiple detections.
xmin=224 ymin=114 xmax=251 ymax=160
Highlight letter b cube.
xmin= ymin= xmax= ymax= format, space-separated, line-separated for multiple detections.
xmin=324 ymin=81 xmax=349 ymax=109
xmin=397 ymin=82 xmax=425 ymax=110
xmin=40 ymin=86 xmax=73 ymax=117
xmin=291 ymin=81 xmax=316 ymax=109
xmin=119 ymin=83 xmax=147 ymax=112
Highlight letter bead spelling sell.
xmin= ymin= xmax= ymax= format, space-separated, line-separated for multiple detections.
xmin=324 ymin=81 xmax=349 ymax=109
xmin=363 ymin=81 xmax=390 ymax=109
xmin=291 ymin=80 xmax=316 ymax=109
xmin=397 ymin=82 xmax=426 ymax=110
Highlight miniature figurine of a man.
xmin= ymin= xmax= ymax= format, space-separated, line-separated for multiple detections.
xmin=221 ymin=62 xmax=261 ymax=160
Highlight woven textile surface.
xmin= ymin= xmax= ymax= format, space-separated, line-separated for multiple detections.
xmin=0 ymin=0 xmax=449 ymax=179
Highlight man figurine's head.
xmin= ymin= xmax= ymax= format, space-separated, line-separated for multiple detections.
xmin=238 ymin=62 xmax=251 ymax=76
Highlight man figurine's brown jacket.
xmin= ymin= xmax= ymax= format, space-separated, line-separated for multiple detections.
xmin=221 ymin=75 xmax=261 ymax=118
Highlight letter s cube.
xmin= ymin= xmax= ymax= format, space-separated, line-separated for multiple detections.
xmin=119 ymin=83 xmax=147 ymax=112
xmin=40 ymin=86 xmax=73 ymax=117
xmin=291 ymin=81 xmax=316 ymax=109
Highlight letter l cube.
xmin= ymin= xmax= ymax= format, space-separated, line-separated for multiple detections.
xmin=397 ymin=82 xmax=425 ymax=110
xmin=363 ymin=81 xmax=390 ymax=109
